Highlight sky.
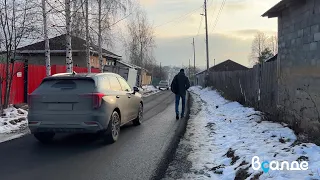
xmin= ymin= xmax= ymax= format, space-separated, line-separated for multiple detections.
xmin=112 ymin=0 xmax=281 ymax=69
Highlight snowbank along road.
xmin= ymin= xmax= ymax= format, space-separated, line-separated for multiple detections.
xmin=164 ymin=87 xmax=320 ymax=180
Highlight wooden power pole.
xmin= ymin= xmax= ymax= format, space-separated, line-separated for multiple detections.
xmin=192 ymin=38 xmax=196 ymax=83
xmin=160 ymin=62 xmax=162 ymax=80
xmin=204 ymin=0 xmax=209 ymax=73
xmin=188 ymin=59 xmax=191 ymax=78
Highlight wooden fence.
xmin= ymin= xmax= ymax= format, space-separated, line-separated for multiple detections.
xmin=207 ymin=61 xmax=278 ymax=115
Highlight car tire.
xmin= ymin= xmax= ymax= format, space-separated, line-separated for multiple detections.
xmin=167 ymin=87 xmax=169 ymax=90
xmin=133 ymin=103 xmax=143 ymax=126
xmin=34 ymin=132 xmax=55 ymax=144
xmin=103 ymin=111 xmax=121 ymax=144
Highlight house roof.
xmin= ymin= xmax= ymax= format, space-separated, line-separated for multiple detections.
xmin=16 ymin=34 xmax=121 ymax=59
xmin=105 ymin=59 xmax=149 ymax=72
xmin=262 ymin=0 xmax=305 ymax=18
xmin=265 ymin=54 xmax=278 ymax=62
xmin=195 ymin=59 xmax=249 ymax=75
xmin=115 ymin=60 xmax=149 ymax=71
xmin=116 ymin=60 xmax=135 ymax=68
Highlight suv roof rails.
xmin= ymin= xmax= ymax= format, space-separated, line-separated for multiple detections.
xmin=51 ymin=71 xmax=78 ymax=77
xmin=51 ymin=73 xmax=72 ymax=77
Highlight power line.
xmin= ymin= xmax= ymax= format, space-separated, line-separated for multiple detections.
xmin=109 ymin=13 xmax=132 ymax=28
xmin=195 ymin=15 xmax=203 ymax=39
xmin=154 ymin=6 xmax=203 ymax=28
xmin=159 ymin=36 xmax=192 ymax=44
xmin=209 ymin=0 xmax=218 ymax=29
xmin=209 ymin=0 xmax=214 ymax=6
xmin=154 ymin=6 xmax=204 ymax=38
xmin=211 ymin=0 xmax=226 ymax=33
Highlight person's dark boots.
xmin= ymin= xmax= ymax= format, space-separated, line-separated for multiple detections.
xmin=176 ymin=115 xmax=179 ymax=120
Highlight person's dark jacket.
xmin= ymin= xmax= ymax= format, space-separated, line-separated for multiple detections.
xmin=171 ymin=71 xmax=190 ymax=96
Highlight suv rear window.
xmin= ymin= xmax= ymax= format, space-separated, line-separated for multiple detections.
xmin=37 ymin=79 xmax=95 ymax=93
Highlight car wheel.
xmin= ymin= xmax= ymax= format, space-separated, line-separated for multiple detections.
xmin=167 ymin=87 xmax=169 ymax=90
xmin=133 ymin=103 xmax=143 ymax=126
xmin=103 ymin=111 xmax=121 ymax=144
xmin=34 ymin=132 xmax=55 ymax=144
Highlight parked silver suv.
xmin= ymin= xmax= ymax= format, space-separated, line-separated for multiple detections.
xmin=28 ymin=72 xmax=143 ymax=144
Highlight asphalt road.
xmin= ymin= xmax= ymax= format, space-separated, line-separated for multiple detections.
xmin=0 ymin=90 xmax=180 ymax=180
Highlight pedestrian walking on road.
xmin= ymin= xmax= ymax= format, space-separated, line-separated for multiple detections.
xmin=171 ymin=69 xmax=190 ymax=120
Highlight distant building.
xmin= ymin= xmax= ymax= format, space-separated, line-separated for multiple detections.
xmin=195 ymin=59 xmax=249 ymax=86
xmin=104 ymin=59 xmax=152 ymax=87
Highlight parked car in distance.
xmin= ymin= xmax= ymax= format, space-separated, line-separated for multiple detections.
xmin=28 ymin=72 xmax=143 ymax=144
xmin=158 ymin=80 xmax=169 ymax=90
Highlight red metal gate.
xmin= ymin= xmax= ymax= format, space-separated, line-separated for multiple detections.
xmin=0 ymin=63 xmax=100 ymax=105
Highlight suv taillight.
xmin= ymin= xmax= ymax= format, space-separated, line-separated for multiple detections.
xmin=81 ymin=93 xmax=105 ymax=109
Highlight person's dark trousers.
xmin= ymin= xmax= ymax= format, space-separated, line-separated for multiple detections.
xmin=175 ymin=94 xmax=186 ymax=117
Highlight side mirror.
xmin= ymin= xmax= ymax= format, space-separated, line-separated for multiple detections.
xmin=133 ymin=86 xmax=139 ymax=93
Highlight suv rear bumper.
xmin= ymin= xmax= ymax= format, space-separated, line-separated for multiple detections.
xmin=28 ymin=113 xmax=108 ymax=134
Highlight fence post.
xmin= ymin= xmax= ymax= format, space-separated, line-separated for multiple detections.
xmin=258 ymin=63 xmax=262 ymax=110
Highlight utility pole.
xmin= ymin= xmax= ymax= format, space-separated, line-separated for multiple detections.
xmin=192 ymin=38 xmax=196 ymax=83
xmin=42 ymin=0 xmax=50 ymax=76
xmin=160 ymin=62 xmax=162 ymax=80
xmin=204 ymin=0 xmax=209 ymax=73
xmin=188 ymin=59 xmax=191 ymax=78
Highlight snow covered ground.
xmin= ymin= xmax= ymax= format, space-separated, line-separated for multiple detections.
xmin=0 ymin=105 xmax=29 ymax=143
xmin=164 ymin=86 xmax=320 ymax=180
xmin=141 ymin=85 xmax=161 ymax=97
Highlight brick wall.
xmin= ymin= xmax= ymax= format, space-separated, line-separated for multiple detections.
xmin=278 ymin=0 xmax=320 ymax=138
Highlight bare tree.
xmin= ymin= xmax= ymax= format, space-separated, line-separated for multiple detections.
xmin=71 ymin=0 xmax=130 ymax=71
xmin=98 ymin=0 xmax=102 ymax=72
xmin=125 ymin=7 xmax=155 ymax=70
xmin=65 ymin=0 xmax=73 ymax=73
xmin=249 ymin=31 xmax=277 ymax=65
xmin=85 ymin=0 xmax=90 ymax=72
xmin=71 ymin=0 xmax=85 ymax=37
xmin=95 ymin=0 xmax=129 ymax=72
xmin=269 ymin=35 xmax=278 ymax=55
xmin=42 ymin=0 xmax=51 ymax=76
xmin=0 ymin=0 xmax=41 ymax=108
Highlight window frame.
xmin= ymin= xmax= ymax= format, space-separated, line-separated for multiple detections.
xmin=117 ymin=76 xmax=132 ymax=92
xmin=98 ymin=76 xmax=111 ymax=91
xmin=108 ymin=75 xmax=122 ymax=91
